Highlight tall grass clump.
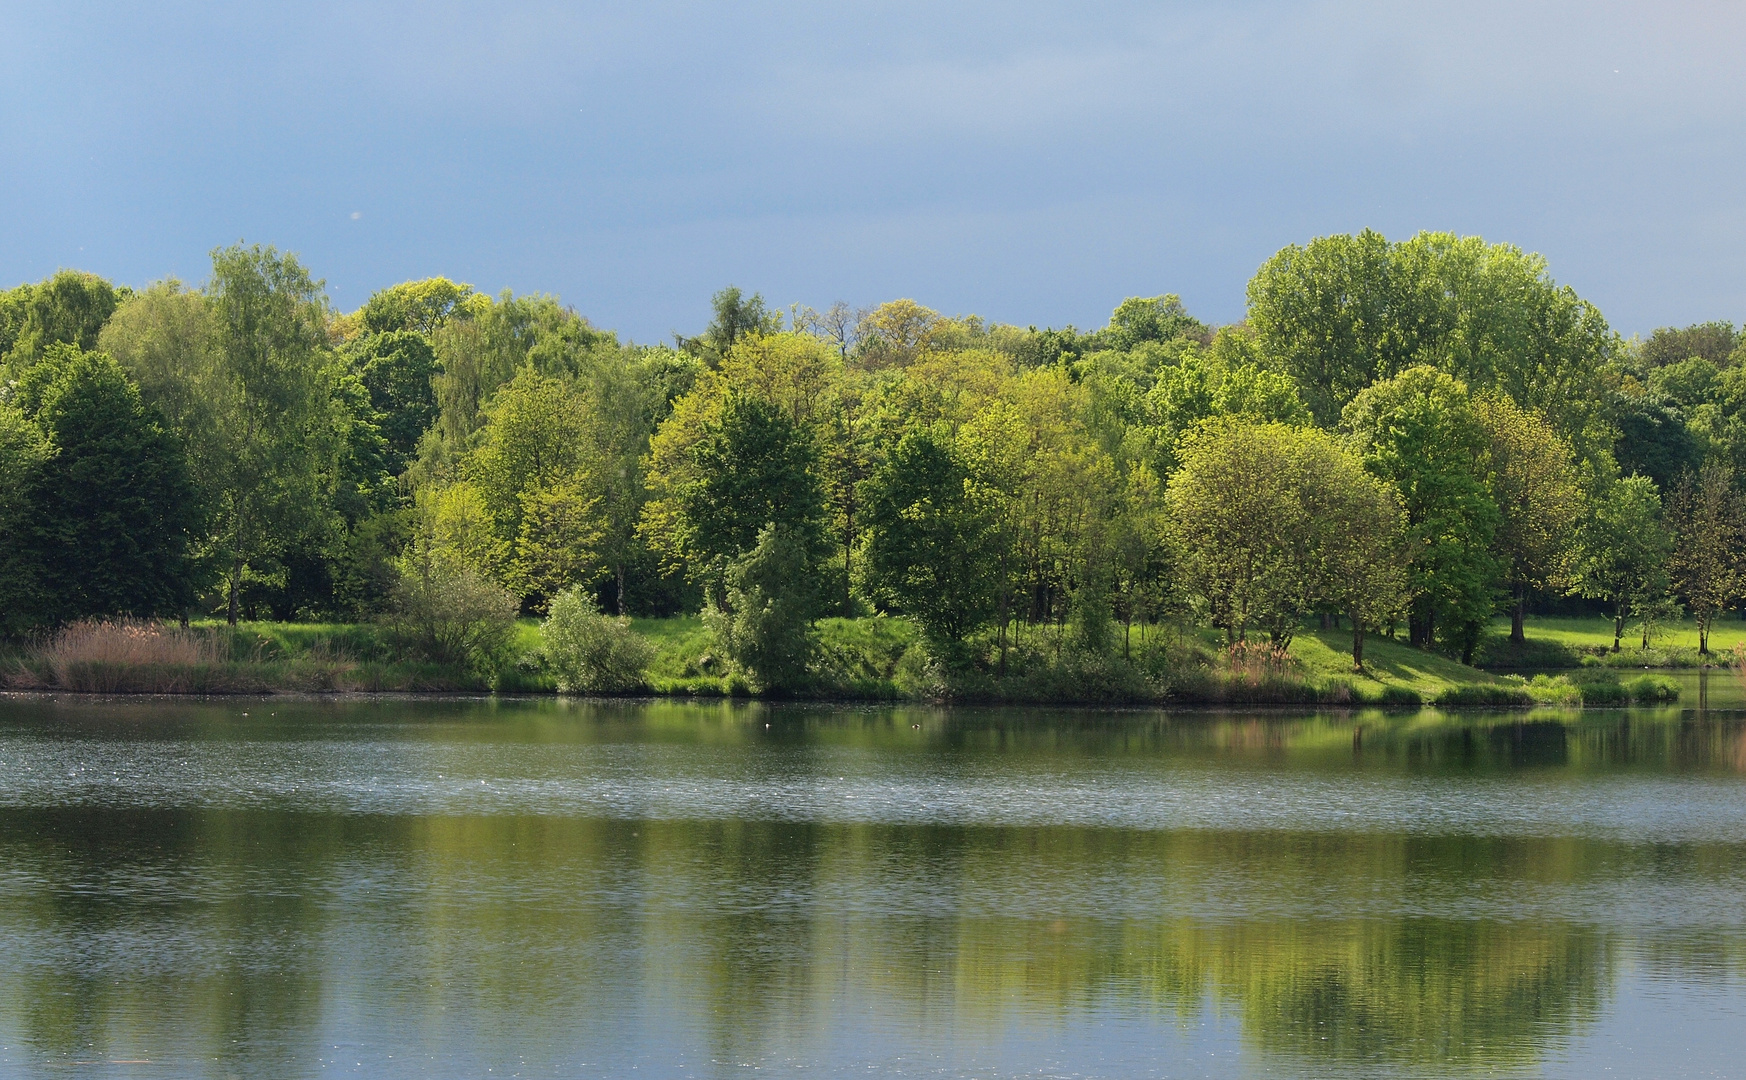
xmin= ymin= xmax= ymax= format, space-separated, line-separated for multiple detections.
xmin=22 ymin=619 xmax=225 ymax=692
xmin=541 ymin=588 xmax=654 ymax=693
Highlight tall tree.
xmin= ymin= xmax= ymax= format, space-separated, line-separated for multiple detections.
xmin=1248 ymin=230 xmax=1616 ymax=446
xmin=863 ymin=428 xmax=1001 ymax=649
xmin=1572 ymin=475 xmax=1672 ymax=652
xmin=1476 ymin=394 xmax=1583 ymax=642
xmin=1667 ymin=459 xmax=1746 ymax=655
xmin=12 ymin=346 xmax=202 ymax=626
xmin=1343 ymin=367 xmax=1501 ymax=660
xmin=206 ymin=244 xmax=344 ymax=624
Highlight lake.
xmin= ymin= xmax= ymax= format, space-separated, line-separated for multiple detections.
xmin=1 ymin=693 xmax=1744 ymax=1079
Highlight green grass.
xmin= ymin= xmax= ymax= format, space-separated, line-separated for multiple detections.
xmin=1291 ymin=629 xmax=1509 ymax=698
xmin=1471 ymin=615 xmax=1746 ymax=669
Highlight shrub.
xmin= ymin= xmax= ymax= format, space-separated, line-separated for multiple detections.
xmin=541 ymin=588 xmax=655 ymax=693
xmin=1622 ymin=674 xmax=1680 ymax=703
xmin=705 ymin=523 xmax=819 ymax=692
xmin=1579 ymin=674 xmax=1681 ymax=706
xmin=381 ymin=556 xmax=519 ymax=679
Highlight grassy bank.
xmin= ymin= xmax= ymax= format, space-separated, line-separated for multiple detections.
xmin=0 ymin=615 xmax=1686 ymax=708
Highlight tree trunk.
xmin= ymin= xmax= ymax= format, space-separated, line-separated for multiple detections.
xmin=1509 ymin=584 xmax=1526 ymax=644
xmin=1613 ymin=601 xmax=1624 ymax=652
xmin=226 ymin=556 xmax=243 ymax=626
xmin=1351 ymin=616 xmax=1364 ymax=670
xmin=616 ymin=563 xmax=627 ymax=616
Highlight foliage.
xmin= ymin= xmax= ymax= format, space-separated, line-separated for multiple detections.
xmin=863 ymin=428 xmax=1000 ymax=647
xmin=704 ymin=523 xmax=819 ymax=692
xmin=540 ymin=588 xmax=655 ymax=693
xmin=1667 ymin=458 xmax=1746 ymax=654
xmin=381 ymin=552 xmax=520 ymax=678
xmin=1 ymin=346 xmax=202 ymax=632
xmin=1248 ymin=230 xmax=1617 ymax=448
xmin=1167 ymin=421 xmax=1405 ymax=661
xmin=1344 ymin=366 xmax=1501 ymax=660
xmin=1475 ymin=393 xmax=1582 ymax=640
xmin=1572 ymin=475 xmax=1672 ymax=652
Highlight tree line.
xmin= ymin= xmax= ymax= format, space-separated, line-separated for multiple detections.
xmin=2 ymin=231 xmax=1743 ymax=684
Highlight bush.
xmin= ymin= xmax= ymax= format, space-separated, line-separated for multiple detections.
xmin=1579 ymin=674 xmax=1681 ymax=705
xmin=705 ymin=523 xmax=819 ymax=692
xmin=381 ymin=556 xmax=519 ymax=679
xmin=541 ymin=588 xmax=655 ymax=693
xmin=1622 ymin=674 xmax=1681 ymax=703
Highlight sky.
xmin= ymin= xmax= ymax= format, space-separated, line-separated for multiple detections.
xmin=2 ymin=1 xmax=1743 ymax=343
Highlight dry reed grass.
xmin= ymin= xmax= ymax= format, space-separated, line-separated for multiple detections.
xmin=0 ymin=619 xmax=422 ymax=694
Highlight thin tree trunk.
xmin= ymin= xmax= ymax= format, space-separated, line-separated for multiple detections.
xmin=616 ymin=563 xmax=626 ymax=616
xmin=1613 ymin=601 xmax=1625 ymax=652
xmin=1351 ymin=615 xmax=1364 ymax=669
xmin=1510 ymin=583 xmax=1526 ymax=644
xmin=226 ymin=555 xmax=243 ymax=626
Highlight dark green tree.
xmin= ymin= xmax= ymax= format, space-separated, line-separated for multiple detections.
xmin=13 ymin=346 xmax=201 ymax=626
xmin=864 ymin=428 xmax=1000 ymax=648
xmin=676 ymin=392 xmax=827 ymax=591
xmin=706 ymin=522 xmax=820 ymax=692
xmin=1343 ymin=367 xmax=1501 ymax=660
xmin=678 ymin=286 xmax=783 ymax=367
xmin=348 ymin=330 xmax=441 ymax=475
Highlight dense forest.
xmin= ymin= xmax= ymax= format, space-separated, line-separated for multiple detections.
xmin=2 ymin=230 xmax=1743 ymax=690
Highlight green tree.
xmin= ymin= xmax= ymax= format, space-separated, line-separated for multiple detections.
xmin=1097 ymin=294 xmax=1206 ymax=351
xmin=679 ymin=286 xmax=783 ymax=367
xmin=650 ymin=391 xmax=828 ymax=594
xmin=706 ymin=522 xmax=819 ymax=691
xmin=348 ymin=330 xmax=441 ymax=475
xmin=1343 ymin=367 xmax=1501 ymax=660
xmin=1667 ymin=459 xmax=1745 ymax=655
xmin=0 ymin=270 xmax=123 ymax=371
xmin=1248 ymin=230 xmax=1615 ymax=444
xmin=206 ymin=244 xmax=345 ymax=624
xmin=1639 ymin=321 xmax=1736 ymax=368
xmin=1168 ymin=420 xmax=1406 ymax=656
xmin=1573 ymin=475 xmax=1672 ymax=652
xmin=0 ymin=401 xmax=50 ymax=635
xmin=11 ymin=346 xmax=201 ymax=627
xmin=1475 ymin=394 xmax=1583 ymax=642
xmin=863 ymin=428 xmax=1000 ymax=650
xmin=460 ymin=369 xmax=603 ymax=606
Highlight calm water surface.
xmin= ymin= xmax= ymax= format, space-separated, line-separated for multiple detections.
xmin=1 ymin=693 xmax=1744 ymax=1079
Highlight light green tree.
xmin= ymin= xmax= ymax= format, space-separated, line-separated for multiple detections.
xmin=1667 ymin=459 xmax=1746 ymax=655
xmin=1572 ymin=475 xmax=1672 ymax=652
xmin=205 ymin=244 xmax=345 ymax=624
xmin=1475 ymin=394 xmax=1583 ymax=643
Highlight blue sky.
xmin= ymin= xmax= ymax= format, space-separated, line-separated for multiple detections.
xmin=3 ymin=2 xmax=1742 ymax=342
